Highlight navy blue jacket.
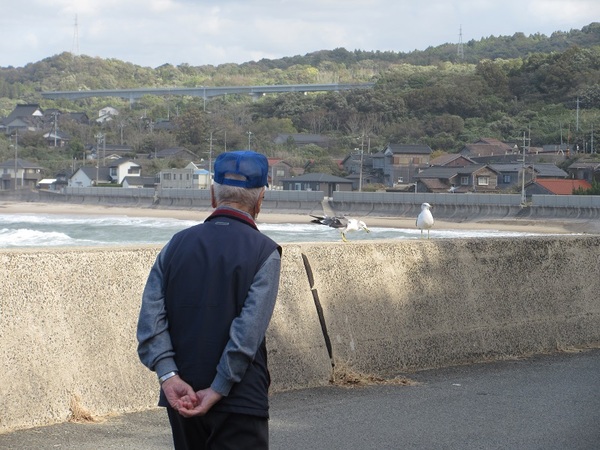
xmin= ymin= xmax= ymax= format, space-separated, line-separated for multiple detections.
xmin=158 ymin=209 xmax=280 ymax=417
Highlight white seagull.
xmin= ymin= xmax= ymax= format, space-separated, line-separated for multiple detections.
xmin=310 ymin=214 xmax=370 ymax=242
xmin=416 ymin=203 xmax=434 ymax=239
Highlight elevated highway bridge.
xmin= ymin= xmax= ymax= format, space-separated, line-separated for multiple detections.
xmin=41 ymin=83 xmax=375 ymax=102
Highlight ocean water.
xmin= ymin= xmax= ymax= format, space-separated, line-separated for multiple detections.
xmin=0 ymin=213 xmax=547 ymax=249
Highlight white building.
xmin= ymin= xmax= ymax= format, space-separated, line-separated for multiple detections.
xmin=69 ymin=167 xmax=110 ymax=187
xmin=159 ymin=162 xmax=211 ymax=189
xmin=68 ymin=158 xmax=141 ymax=187
xmin=96 ymin=106 xmax=119 ymax=124
xmin=108 ymin=158 xmax=141 ymax=184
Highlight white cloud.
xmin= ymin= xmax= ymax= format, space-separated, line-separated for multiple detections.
xmin=0 ymin=0 xmax=597 ymax=68
xmin=528 ymin=0 xmax=599 ymax=22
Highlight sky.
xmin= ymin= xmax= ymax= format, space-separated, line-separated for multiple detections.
xmin=1 ymin=0 xmax=599 ymax=69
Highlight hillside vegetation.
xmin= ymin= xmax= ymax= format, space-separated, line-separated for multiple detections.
xmin=0 ymin=22 xmax=599 ymax=176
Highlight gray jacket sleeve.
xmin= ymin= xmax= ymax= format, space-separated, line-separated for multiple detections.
xmin=211 ymin=249 xmax=281 ymax=396
xmin=136 ymin=243 xmax=178 ymax=378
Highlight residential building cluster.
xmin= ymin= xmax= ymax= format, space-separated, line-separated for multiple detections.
xmin=1 ymin=104 xmax=598 ymax=196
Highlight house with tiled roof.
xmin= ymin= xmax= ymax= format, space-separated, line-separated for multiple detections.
xmin=63 ymin=112 xmax=90 ymax=125
xmin=524 ymin=178 xmax=592 ymax=196
xmin=372 ymin=143 xmax=432 ymax=186
xmin=281 ymin=172 xmax=353 ymax=196
xmin=341 ymin=152 xmax=379 ymax=189
xmin=489 ymin=163 xmax=568 ymax=191
xmin=88 ymin=143 xmax=135 ymax=159
xmin=43 ymin=130 xmax=70 ymax=148
xmin=1 ymin=104 xmax=44 ymax=134
xmin=154 ymin=147 xmax=197 ymax=160
xmin=414 ymin=165 xmax=500 ymax=193
xmin=0 ymin=158 xmax=44 ymax=190
xmin=430 ymin=153 xmax=476 ymax=167
xmin=108 ymin=158 xmax=141 ymax=184
xmin=67 ymin=158 xmax=141 ymax=187
xmin=153 ymin=119 xmax=175 ymax=131
xmin=566 ymin=161 xmax=600 ymax=184
xmin=267 ymin=158 xmax=293 ymax=189
xmin=53 ymin=170 xmax=72 ymax=191
xmin=68 ymin=167 xmax=112 ymax=187
xmin=122 ymin=176 xmax=157 ymax=188
xmin=487 ymin=163 xmax=525 ymax=190
xmin=531 ymin=163 xmax=569 ymax=178
xmin=460 ymin=138 xmax=518 ymax=159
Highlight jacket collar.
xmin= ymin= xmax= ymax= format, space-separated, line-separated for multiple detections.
xmin=205 ymin=206 xmax=258 ymax=230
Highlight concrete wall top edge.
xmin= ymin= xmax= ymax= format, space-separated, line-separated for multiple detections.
xmin=1 ymin=234 xmax=599 ymax=256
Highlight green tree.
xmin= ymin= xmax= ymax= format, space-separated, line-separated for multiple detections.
xmin=174 ymin=107 xmax=209 ymax=147
xmin=573 ymin=180 xmax=600 ymax=195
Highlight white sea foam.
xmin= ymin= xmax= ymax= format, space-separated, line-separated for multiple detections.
xmin=0 ymin=213 xmax=549 ymax=249
xmin=257 ymin=222 xmax=543 ymax=243
xmin=0 ymin=214 xmax=197 ymax=248
xmin=0 ymin=228 xmax=81 ymax=247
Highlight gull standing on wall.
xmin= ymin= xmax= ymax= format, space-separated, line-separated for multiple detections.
xmin=310 ymin=214 xmax=370 ymax=242
xmin=416 ymin=203 xmax=434 ymax=239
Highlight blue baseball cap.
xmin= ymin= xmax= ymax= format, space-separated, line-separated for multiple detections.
xmin=213 ymin=150 xmax=269 ymax=188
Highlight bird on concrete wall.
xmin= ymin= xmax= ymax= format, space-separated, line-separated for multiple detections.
xmin=416 ymin=203 xmax=434 ymax=239
xmin=310 ymin=214 xmax=370 ymax=242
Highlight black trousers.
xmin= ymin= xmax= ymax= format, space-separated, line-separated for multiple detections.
xmin=167 ymin=407 xmax=269 ymax=450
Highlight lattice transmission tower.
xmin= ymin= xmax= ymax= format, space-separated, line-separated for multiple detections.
xmin=72 ymin=14 xmax=80 ymax=56
xmin=457 ymin=25 xmax=464 ymax=61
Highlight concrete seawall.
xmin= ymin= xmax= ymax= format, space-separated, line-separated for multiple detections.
xmin=1 ymin=237 xmax=599 ymax=433
xmin=3 ymin=189 xmax=600 ymax=221
xmin=330 ymin=199 xmax=600 ymax=221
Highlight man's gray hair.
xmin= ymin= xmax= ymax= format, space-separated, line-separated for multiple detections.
xmin=213 ymin=174 xmax=264 ymax=209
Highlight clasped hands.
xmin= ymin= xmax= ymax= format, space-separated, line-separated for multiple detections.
xmin=161 ymin=375 xmax=223 ymax=417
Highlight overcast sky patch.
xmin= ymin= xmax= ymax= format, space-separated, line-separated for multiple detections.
xmin=0 ymin=0 xmax=597 ymax=68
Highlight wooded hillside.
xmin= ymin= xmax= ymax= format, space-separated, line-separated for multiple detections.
xmin=1 ymin=22 xmax=599 ymax=176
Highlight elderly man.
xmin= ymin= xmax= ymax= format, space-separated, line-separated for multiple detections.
xmin=137 ymin=150 xmax=282 ymax=450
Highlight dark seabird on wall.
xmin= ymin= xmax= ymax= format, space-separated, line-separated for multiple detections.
xmin=309 ymin=214 xmax=370 ymax=242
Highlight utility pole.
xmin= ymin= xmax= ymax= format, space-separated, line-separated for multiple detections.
xmin=576 ymin=97 xmax=580 ymax=132
xmin=208 ymin=131 xmax=213 ymax=182
xmin=520 ymin=129 xmax=531 ymax=206
xmin=271 ymin=164 xmax=275 ymax=190
xmin=53 ymin=112 xmax=58 ymax=147
xmin=559 ymin=122 xmax=563 ymax=145
xmin=12 ymin=131 xmax=18 ymax=190
xmin=95 ymin=133 xmax=104 ymax=186
xmin=247 ymin=131 xmax=252 ymax=150
xmin=72 ymin=14 xmax=80 ymax=56
xmin=359 ymin=135 xmax=365 ymax=192
xmin=119 ymin=121 xmax=125 ymax=145
xmin=357 ymin=134 xmax=370 ymax=192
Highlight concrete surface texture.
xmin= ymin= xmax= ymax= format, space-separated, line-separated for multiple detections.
xmin=0 ymin=349 xmax=598 ymax=449
xmin=0 ymin=236 xmax=599 ymax=433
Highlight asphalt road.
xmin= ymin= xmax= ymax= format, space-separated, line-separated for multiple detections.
xmin=1 ymin=349 xmax=598 ymax=450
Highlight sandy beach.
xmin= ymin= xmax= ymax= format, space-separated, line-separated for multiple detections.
xmin=1 ymin=200 xmax=594 ymax=235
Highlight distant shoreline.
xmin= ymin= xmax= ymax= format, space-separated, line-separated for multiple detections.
xmin=1 ymin=200 xmax=593 ymax=235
